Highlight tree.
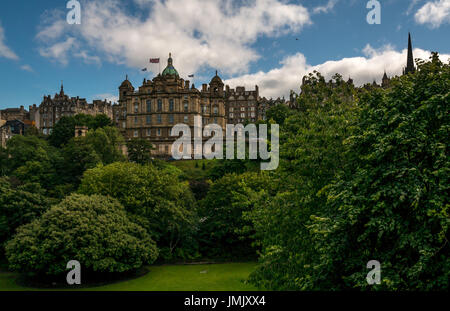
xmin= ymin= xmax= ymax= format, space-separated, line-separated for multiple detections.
xmin=247 ymin=72 xmax=359 ymax=290
xmin=5 ymin=194 xmax=158 ymax=277
xmin=265 ymin=104 xmax=291 ymax=125
xmin=78 ymin=162 xmax=198 ymax=260
xmin=0 ymin=178 xmax=52 ymax=250
xmin=0 ymin=147 xmax=8 ymax=176
xmin=61 ymin=137 xmax=102 ymax=185
xmin=91 ymin=114 xmax=112 ymax=130
xmin=199 ymin=172 xmax=271 ymax=258
xmin=126 ymin=138 xmax=154 ymax=164
xmin=309 ymin=54 xmax=450 ymax=290
xmin=48 ymin=116 xmax=76 ymax=147
xmin=84 ymin=126 xmax=125 ymax=164
xmin=5 ymin=135 xmax=64 ymax=191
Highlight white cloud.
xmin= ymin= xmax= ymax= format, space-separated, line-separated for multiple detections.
xmin=415 ymin=0 xmax=450 ymax=28
xmin=20 ymin=64 xmax=34 ymax=72
xmin=406 ymin=0 xmax=423 ymax=15
xmin=0 ymin=22 xmax=19 ymax=60
xmin=38 ymin=37 xmax=77 ymax=66
xmin=36 ymin=0 xmax=311 ymax=74
xmin=225 ymin=46 xmax=450 ymax=99
xmin=313 ymin=0 xmax=338 ymax=14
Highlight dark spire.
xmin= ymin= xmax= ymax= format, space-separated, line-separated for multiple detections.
xmin=60 ymin=81 xmax=64 ymax=95
xmin=405 ymin=32 xmax=415 ymax=74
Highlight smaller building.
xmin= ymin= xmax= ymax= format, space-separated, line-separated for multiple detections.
xmin=225 ymin=85 xmax=260 ymax=124
xmin=29 ymin=83 xmax=114 ymax=135
xmin=75 ymin=126 xmax=89 ymax=137
xmin=0 ymin=106 xmax=29 ymax=122
xmin=0 ymin=119 xmax=29 ymax=148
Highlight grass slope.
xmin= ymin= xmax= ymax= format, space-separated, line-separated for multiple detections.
xmin=0 ymin=263 xmax=258 ymax=291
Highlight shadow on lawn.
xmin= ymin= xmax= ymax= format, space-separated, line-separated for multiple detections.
xmin=14 ymin=267 xmax=150 ymax=290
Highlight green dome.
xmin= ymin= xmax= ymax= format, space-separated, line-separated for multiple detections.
xmin=162 ymin=53 xmax=179 ymax=77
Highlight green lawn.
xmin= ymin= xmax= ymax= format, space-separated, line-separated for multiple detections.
xmin=0 ymin=262 xmax=258 ymax=291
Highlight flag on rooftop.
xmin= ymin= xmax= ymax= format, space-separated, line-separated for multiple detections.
xmin=150 ymin=58 xmax=160 ymax=63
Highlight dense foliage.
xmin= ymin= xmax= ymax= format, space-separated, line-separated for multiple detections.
xmin=199 ymin=172 xmax=272 ymax=258
xmin=0 ymin=179 xmax=53 ymax=250
xmin=78 ymin=162 xmax=198 ymax=260
xmin=5 ymin=194 xmax=157 ymax=276
xmin=308 ymin=53 xmax=449 ymax=290
xmin=0 ymin=56 xmax=447 ymax=291
xmin=49 ymin=114 xmax=112 ymax=147
xmin=126 ymin=138 xmax=154 ymax=164
xmin=246 ymin=55 xmax=449 ymax=291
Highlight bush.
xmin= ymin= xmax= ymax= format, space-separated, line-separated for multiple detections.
xmin=5 ymin=194 xmax=158 ymax=277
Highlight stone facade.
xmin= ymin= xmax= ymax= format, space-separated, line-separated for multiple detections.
xmin=225 ymin=85 xmax=259 ymax=124
xmin=0 ymin=106 xmax=29 ymax=122
xmin=0 ymin=120 xmax=28 ymax=148
xmin=29 ymin=84 xmax=113 ymax=135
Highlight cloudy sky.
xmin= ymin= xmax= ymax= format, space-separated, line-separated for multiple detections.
xmin=0 ymin=0 xmax=449 ymax=108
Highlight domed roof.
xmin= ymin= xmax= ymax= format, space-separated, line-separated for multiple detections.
xmin=162 ymin=53 xmax=179 ymax=77
xmin=210 ymin=71 xmax=223 ymax=84
xmin=120 ymin=75 xmax=133 ymax=88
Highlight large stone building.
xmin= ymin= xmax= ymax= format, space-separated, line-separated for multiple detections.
xmin=29 ymin=84 xmax=114 ymax=135
xmin=115 ymin=53 xmax=263 ymax=157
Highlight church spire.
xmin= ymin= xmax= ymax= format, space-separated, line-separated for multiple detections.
xmin=60 ymin=81 xmax=64 ymax=95
xmin=405 ymin=32 xmax=415 ymax=74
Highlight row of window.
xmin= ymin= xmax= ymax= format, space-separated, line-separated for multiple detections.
xmin=131 ymin=114 xmax=188 ymax=125
xmin=131 ymin=118 xmax=220 ymax=138
xmin=229 ymin=112 xmax=256 ymax=118
xmin=133 ymin=100 xmax=219 ymax=114
xmin=229 ymin=107 xmax=256 ymax=112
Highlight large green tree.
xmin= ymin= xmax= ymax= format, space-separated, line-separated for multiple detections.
xmin=5 ymin=135 xmax=64 ymax=192
xmin=0 ymin=178 xmax=53 ymax=251
xmin=247 ymin=72 xmax=359 ymax=290
xmin=309 ymin=53 xmax=449 ymax=290
xmin=48 ymin=116 xmax=77 ymax=148
xmin=5 ymin=194 xmax=158 ymax=277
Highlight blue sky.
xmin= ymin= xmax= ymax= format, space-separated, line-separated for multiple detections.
xmin=0 ymin=0 xmax=449 ymax=109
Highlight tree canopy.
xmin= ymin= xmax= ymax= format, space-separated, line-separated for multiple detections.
xmin=5 ymin=194 xmax=158 ymax=276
